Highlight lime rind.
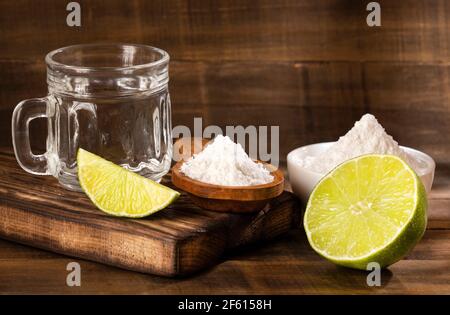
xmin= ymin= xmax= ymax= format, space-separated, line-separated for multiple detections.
xmin=304 ymin=154 xmax=427 ymax=269
xmin=77 ymin=148 xmax=180 ymax=218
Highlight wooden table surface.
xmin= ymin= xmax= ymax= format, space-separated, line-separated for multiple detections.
xmin=0 ymin=149 xmax=449 ymax=294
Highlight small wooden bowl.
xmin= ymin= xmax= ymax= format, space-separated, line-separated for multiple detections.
xmin=171 ymin=160 xmax=284 ymax=214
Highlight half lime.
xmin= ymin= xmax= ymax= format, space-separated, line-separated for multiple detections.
xmin=304 ymin=154 xmax=427 ymax=269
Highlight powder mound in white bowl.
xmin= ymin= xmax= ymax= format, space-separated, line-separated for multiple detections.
xmin=180 ymin=135 xmax=274 ymax=186
xmin=299 ymin=114 xmax=418 ymax=174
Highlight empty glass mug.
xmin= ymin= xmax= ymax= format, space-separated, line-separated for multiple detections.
xmin=12 ymin=44 xmax=173 ymax=191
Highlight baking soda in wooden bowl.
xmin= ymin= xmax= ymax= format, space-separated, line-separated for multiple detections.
xmin=180 ymin=135 xmax=273 ymax=186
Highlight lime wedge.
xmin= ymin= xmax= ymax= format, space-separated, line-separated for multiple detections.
xmin=304 ymin=154 xmax=427 ymax=269
xmin=77 ymin=148 xmax=179 ymax=218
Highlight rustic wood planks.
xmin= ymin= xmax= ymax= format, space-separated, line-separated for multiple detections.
xmin=2 ymin=1 xmax=450 ymax=165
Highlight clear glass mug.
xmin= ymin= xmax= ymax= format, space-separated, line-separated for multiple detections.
xmin=12 ymin=44 xmax=172 ymax=191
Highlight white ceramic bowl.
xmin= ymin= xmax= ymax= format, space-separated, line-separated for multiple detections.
xmin=287 ymin=142 xmax=436 ymax=202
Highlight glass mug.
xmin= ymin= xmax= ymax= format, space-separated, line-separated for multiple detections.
xmin=12 ymin=44 xmax=173 ymax=191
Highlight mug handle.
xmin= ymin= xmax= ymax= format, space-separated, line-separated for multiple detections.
xmin=11 ymin=96 xmax=55 ymax=175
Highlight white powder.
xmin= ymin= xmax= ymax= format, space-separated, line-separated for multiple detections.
xmin=299 ymin=114 xmax=418 ymax=173
xmin=180 ymin=135 xmax=274 ymax=186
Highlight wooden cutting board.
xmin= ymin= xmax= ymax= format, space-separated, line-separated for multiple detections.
xmin=0 ymin=149 xmax=301 ymax=277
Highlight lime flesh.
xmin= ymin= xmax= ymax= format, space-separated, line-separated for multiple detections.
xmin=77 ymin=148 xmax=179 ymax=218
xmin=304 ymin=154 xmax=427 ymax=270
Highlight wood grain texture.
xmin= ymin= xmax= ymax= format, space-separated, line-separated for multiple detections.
xmin=3 ymin=60 xmax=450 ymax=164
xmin=0 ymin=225 xmax=448 ymax=294
xmin=1 ymin=0 xmax=449 ymax=294
xmin=1 ymin=0 xmax=450 ymax=63
xmin=2 ymin=0 xmax=450 ymax=166
xmin=0 ymin=148 xmax=300 ymax=276
xmin=0 ymin=148 xmax=449 ymax=294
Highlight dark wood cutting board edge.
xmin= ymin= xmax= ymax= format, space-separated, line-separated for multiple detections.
xmin=175 ymin=193 xmax=302 ymax=275
xmin=0 ymin=149 xmax=302 ymax=277
xmin=0 ymin=191 xmax=301 ymax=277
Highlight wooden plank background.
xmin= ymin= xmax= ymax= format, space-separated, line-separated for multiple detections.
xmin=1 ymin=0 xmax=450 ymax=164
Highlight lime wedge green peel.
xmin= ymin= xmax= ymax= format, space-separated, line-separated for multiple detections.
xmin=304 ymin=154 xmax=427 ymax=270
xmin=77 ymin=148 xmax=179 ymax=218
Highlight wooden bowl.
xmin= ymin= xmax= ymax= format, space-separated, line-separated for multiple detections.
xmin=171 ymin=160 xmax=284 ymax=214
